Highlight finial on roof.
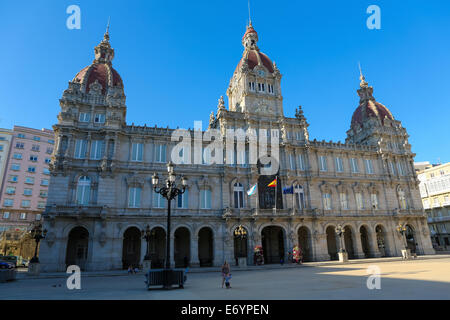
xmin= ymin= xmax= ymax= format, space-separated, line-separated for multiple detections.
xmin=358 ymin=62 xmax=368 ymax=88
xmin=103 ymin=17 xmax=110 ymax=42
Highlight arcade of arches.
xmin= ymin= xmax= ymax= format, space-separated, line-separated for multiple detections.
xmin=59 ymin=221 xmax=425 ymax=270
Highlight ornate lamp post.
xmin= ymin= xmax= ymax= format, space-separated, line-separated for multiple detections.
xmin=29 ymin=224 xmax=47 ymax=263
xmin=152 ymin=162 xmax=187 ymax=288
xmin=142 ymin=225 xmax=152 ymax=269
xmin=234 ymin=225 xmax=247 ymax=267
xmin=335 ymin=224 xmax=348 ymax=262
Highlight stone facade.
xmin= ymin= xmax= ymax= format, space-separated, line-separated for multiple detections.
xmin=39 ymin=24 xmax=434 ymax=272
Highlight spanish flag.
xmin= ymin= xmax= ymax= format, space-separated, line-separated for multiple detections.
xmin=267 ymin=178 xmax=277 ymax=187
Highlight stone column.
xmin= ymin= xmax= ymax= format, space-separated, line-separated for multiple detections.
xmin=353 ymin=232 xmax=366 ymax=259
xmin=311 ymin=232 xmax=330 ymax=261
xmin=369 ymin=231 xmax=382 ymax=258
xmin=190 ymin=235 xmax=200 ymax=267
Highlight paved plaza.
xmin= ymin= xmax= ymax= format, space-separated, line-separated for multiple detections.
xmin=1 ymin=256 xmax=450 ymax=300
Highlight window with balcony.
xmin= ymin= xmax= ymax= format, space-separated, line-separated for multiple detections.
xmin=233 ymin=183 xmax=244 ymax=209
xmin=76 ymin=176 xmax=91 ymax=205
xmin=371 ymin=193 xmax=379 ymax=209
xmin=152 ymin=190 xmax=166 ymax=208
xmin=323 ymin=193 xmax=332 ymax=210
xmin=90 ymin=140 xmax=104 ymax=160
xmin=356 ymin=192 xmax=364 ymax=210
xmin=340 ymin=192 xmax=348 ymax=210
xmin=177 ymin=189 xmax=188 ymax=209
xmin=74 ymin=139 xmax=87 ymax=159
xmin=295 ymin=185 xmax=305 ymax=210
xmin=298 ymin=154 xmax=305 ymax=171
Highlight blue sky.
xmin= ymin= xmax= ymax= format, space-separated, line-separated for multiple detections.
xmin=0 ymin=0 xmax=449 ymax=163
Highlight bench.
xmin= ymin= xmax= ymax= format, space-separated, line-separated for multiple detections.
xmin=0 ymin=269 xmax=16 ymax=283
xmin=144 ymin=269 xmax=185 ymax=289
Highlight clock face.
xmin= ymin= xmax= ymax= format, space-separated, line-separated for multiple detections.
xmin=257 ymin=70 xmax=265 ymax=77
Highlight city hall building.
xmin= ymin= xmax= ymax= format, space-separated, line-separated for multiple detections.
xmin=40 ymin=23 xmax=434 ymax=271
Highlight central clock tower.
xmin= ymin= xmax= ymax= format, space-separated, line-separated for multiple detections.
xmin=226 ymin=22 xmax=283 ymax=119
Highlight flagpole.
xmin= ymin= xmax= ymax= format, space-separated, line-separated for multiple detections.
xmin=274 ymin=175 xmax=278 ymax=211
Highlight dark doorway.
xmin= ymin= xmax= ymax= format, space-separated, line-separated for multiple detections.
xmin=174 ymin=227 xmax=190 ymax=268
xmin=376 ymin=225 xmax=388 ymax=257
xmin=344 ymin=226 xmax=355 ymax=259
xmin=66 ymin=226 xmax=89 ymax=271
xmin=122 ymin=227 xmax=141 ymax=269
xmin=261 ymin=226 xmax=285 ymax=264
xmin=405 ymin=225 xmax=417 ymax=253
xmin=297 ymin=226 xmax=312 ymax=261
xmin=150 ymin=227 xmax=166 ymax=269
xmin=198 ymin=227 xmax=213 ymax=267
xmin=360 ymin=226 xmax=370 ymax=258
xmin=326 ymin=226 xmax=338 ymax=260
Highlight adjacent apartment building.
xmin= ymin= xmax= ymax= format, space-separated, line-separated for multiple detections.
xmin=0 ymin=126 xmax=55 ymax=232
xmin=417 ymin=162 xmax=450 ymax=250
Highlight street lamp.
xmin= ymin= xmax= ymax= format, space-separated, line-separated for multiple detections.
xmin=142 ymin=225 xmax=152 ymax=261
xmin=335 ymin=224 xmax=346 ymax=253
xmin=29 ymin=224 xmax=47 ymax=263
xmin=152 ymin=161 xmax=187 ymax=289
xmin=234 ymin=225 xmax=247 ymax=239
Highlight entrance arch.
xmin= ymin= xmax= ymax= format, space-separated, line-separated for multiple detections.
xmin=198 ymin=227 xmax=214 ymax=267
xmin=174 ymin=227 xmax=191 ymax=268
xmin=405 ymin=225 xmax=417 ymax=253
xmin=375 ymin=225 xmax=388 ymax=257
xmin=122 ymin=227 xmax=141 ymax=269
xmin=344 ymin=226 xmax=355 ymax=259
xmin=150 ymin=227 xmax=166 ymax=269
xmin=359 ymin=226 xmax=370 ymax=258
xmin=297 ymin=226 xmax=312 ymax=262
xmin=261 ymin=226 xmax=285 ymax=264
xmin=326 ymin=226 xmax=338 ymax=260
xmin=65 ymin=226 xmax=89 ymax=271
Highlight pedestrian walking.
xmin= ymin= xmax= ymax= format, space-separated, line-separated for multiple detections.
xmin=221 ymin=261 xmax=230 ymax=288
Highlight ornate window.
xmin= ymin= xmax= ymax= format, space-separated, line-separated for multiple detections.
xmin=289 ymin=154 xmax=295 ymax=170
xmin=355 ymin=192 xmax=364 ymax=210
xmin=90 ymin=140 xmax=104 ymax=160
xmin=371 ymin=193 xmax=378 ymax=209
xmin=233 ymin=183 xmax=244 ymax=209
xmin=131 ymin=143 xmax=143 ymax=162
xmin=152 ymin=190 xmax=166 ymax=208
xmin=323 ymin=193 xmax=332 ymax=210
xmin=74 ymin=139 xmax=87 ymax=159
xmin=76 ymin=176 xmax=91 ymax=205
xmin=128 ymin=187 xmax=141 ymax=208
xmin=335 ymin=157 xmax=344 ymax=172
xmin=340 ymin=192 xmax=348 ymax=210
xmin=365 ymin=159 xmax=374 ymax=174
xmin=177 ymin=189 xmax=188 ymax=209
xmin=319 ymin=156 xmax=328 ymax=172
xmin=294 ymin=185 xmax=305 ymax=209
xmin=350 ymin=158 xmax=359 ymax=173
xmin=200 ymin=189 xmax=212 ymax=209
xmin=298 ymin=154 xmax=305 ymax=171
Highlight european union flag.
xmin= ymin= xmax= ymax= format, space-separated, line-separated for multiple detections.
xmin=283 ymin=186 xmax=294 ymax=194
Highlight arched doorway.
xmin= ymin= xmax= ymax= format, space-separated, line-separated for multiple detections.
xmin=297 ymin=226 xmax=311 ymax=261
xmin=261 ymin=226 xmax=285 ymax=264
xmin=150 ymin=227 xmax=166 ymax=269
xmin=198 ymin=227 xmax=213 ymax=267
xmin=326 ymin=226 xmax=338 ymax=260
xmin=122 ymin=227 xmax=141 ymax=269
xmin=359 ymin=226 xmax=370 ymax=258
xmin=375 ymin=225 xmax=388 ymax=257
xmin=233 ymin=226 xmax=248 ymax=265
xmin=405 ymin=225 xmax=417 ymax=254
xmin=344 ymin=226 xmax=355 ymax=259
xmin=174 ymin=227 xmax=190 ymax=268
xmin=65 ymin=226 xmax=89 ymax=271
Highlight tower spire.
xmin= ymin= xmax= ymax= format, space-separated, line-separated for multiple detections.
xmin=103 ymin=17 xmax=111 ymax=42
xmin=248 ymin=0 xmax=252 ymax=26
